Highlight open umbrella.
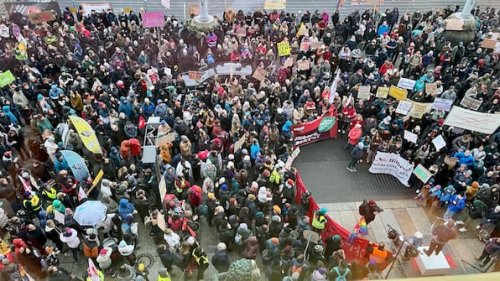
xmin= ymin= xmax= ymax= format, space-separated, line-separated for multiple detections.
xmin=73 ymin=200 xmax=107 ymax=226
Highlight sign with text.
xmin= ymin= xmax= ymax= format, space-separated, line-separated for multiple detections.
xmin=425 ymin=82 xmax=438 ymax=96
xmin=0 ymin=70 xmax=16 ymax=88
xmin=432 ymin=135 xmax=446 ymax=151
xmin=444 ymin=107 xmax=500 ymax=134
xmin=188 ymin=71 xmax=202 ymax=81
xmin=397 ymin=78 xmax=416 ymax=90
xmin=395 ymin=100 xmax=412 ymax=115
xmin=389 ymin=86 xmax=408 ymax=101
xmin=142 ymin=11 xmax=165 ymax=28
xmin=277 ymin=41 xmax=291 ymax=56
xmin=413 ymin=164 xmax=433 ymax=183
xmin=292 ymin=107 xmax=338 ymax=147
xmin=264 ymin=0 xmax=286 ymax=10
xmin=432 ymin=98 xmax=453 ymax=112
xmin=28 ymin=11 xmax=56 ymax=24
xmin=445 ymin=19 xmax=464 ymax=31
xmin=369 ymin=152 xmax=413 ymax=186
xmin=408 ymin=102 xmax=432 ymax=119
xmin=252 ymin=67 xmax=268 ymax=81
xmin=376 ymin=87 xmax=389 ymax=99
xmin=357 ymin=86 xmax=371 ymax=100
xmin=81 ymin=2 xmax=112 ymax=15
xmin=460 ymin=96 xmax=482 ymax=111
xmin=297 ymin=59 xmax=310 ymax=71
xmin=403 ymin=130 xmax=418 ymax=144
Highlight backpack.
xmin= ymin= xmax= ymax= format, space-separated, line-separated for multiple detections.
xmin=83 ymin=242 xmax=98 ymax=258
xmin=334 ymin=267 xmax=350 ymax=281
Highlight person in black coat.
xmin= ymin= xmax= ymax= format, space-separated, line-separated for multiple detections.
xmin=359 ymin=200 xmax=383 ymax=225
xmin=212 ymin=242 xmax=231 ymax=273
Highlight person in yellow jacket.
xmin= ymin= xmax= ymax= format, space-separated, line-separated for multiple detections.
xmin=157 ymin=268 xmax=172 ymax=281
xmin=312 ymin=207 xmax=328 ymax=232
xmin=23 ymin=192 xmax=42 ymax=214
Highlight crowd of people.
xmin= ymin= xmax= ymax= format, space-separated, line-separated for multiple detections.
xmin=0 ymin=2 xmax=499 ymax=281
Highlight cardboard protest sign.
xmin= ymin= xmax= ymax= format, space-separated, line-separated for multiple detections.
xmin=297 ymin=59 xmax=310 ymax=71
xmin=142 ymin=11 xmax=165 ymax=28
xmin=444 ymin=156 xmax=458 ymax=168
xmin=408 ymin=102 xmax=432 ymax=119
xmin=396 ymin=100 xmax=412 ymax=115
xmin=413 ymin=164 xmax=433 ymax=183
xmin=376 ymin=87 xmax=389 ymax=99
xmin=252 ymin=67 xmax=268 ymax=81
xmin=432 ymin=98 xmax=453 ymax=112
xmin=188 ymin=71 xmax=202 ymax=81
xmin=357 ymin=86 xmax=371 ymax=100
xmin=460 ymin=96 xmax=482 ymax=110
xmin=28 ymin=11 xmax=56 ymax=24
xmin=481 ymin=39 xmax=497 ymax=49
xmin=425 ymin=83 xmax=437 ymax=96
xmin=277 ymin=41 xmax=291 ymax=56
xmin=397 ymin=78 xmax=416 ymax=90
xmin=284 ymin=57 xmax=295 ymax=68
xmin=389 ymin=86 xmax=408 ymax=101
xmin=445 ymin=19 xmax=464 ymax=31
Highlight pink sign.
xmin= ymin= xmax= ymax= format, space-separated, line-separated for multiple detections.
xmin=142 ymin=11 xmax=165 ymax=28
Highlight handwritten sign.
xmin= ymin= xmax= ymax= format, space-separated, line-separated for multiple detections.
xmin=396 ymin=100 xmax=412 ymax=115
xmin=277 ymin=41 xmax=291 ymax=56
xmin=188 ymin=71 xmax=202 ymax=81
xmin=397 ymin=78 xmax=416 ymax=90
xmin=357 ymin=86 xmax=371 ymax=100
xmin=445 ymin=19 xmax=464 ymax=31
xmin=54 ymin=210 xmax=65 ymax=225
xmin=28 ymin=11 xmax=56 ymax=24
xmin=432 ymin=135 xmax=446 ymax=151
xmin=142 ymin=11 xmax=165 ymax=28
xmin=460 ymin=96 xmax=482 ymax=111
xmin=252 ymin=67 xmax=268 ymax=81
xmin=236 ymin=27 xmax=247 ymax=37
xmin=425 ymin=82 xmax=438 ymax=96
xmin=156 ymin=132 xmax=176 ymax=147
xmin=376 ymin=87 xmax=389 ymax=99
xmin=404 ymin=130 xmax=418 ymax=144
xmin=432 ymin=98 xmax=453 ymax=112
xmin=480 ymin=39 xmax=497 ymax=49
xmin=408 ymin=102 xmax=432 ymax=119
xmin=297 ymin=59 xmax=310 ymax=71
xmin=389 ymin=86 xmax=408 ymax=101
xmin=0 ymin=70 xmax=16 ymax=88
xmin=284 ymin=57 xmax=294 ymax=68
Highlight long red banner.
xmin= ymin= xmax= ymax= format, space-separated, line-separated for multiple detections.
xmin=292 ymin=106 xmax=338 ymax=147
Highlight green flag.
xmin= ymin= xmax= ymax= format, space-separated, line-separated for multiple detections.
xmin=0 ymin=70 xmax=15 ymax=88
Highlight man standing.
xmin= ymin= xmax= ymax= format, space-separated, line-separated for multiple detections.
xmin=425 ymin=219 xmax=457 ymax=256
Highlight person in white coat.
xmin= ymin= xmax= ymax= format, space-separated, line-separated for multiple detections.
xmin=118 ymin=239 xmax=135 ymax=265
xmin=59 ymin=227 xmax=80 ymax=261
xmin=96 ymin=247 xmax=113 ymax=270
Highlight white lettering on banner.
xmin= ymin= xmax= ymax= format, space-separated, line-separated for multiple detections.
xmin=444 ymin=107 xmax=500 ymax=134
xmin=294 ymin=132 xmax=321 ymax=146
xmin=369 ymin=152 xmax=413 ymax=186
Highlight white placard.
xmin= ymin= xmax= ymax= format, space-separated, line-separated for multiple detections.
xmin=397 ymin=78 xmax=416 ymax=90
xmin=54 ymin=210 xmax=65 ymax=225
xmin=432 ymin=135 xmax=446 ymax=151
xmin=404 ymin=130 xmax=418 ymax=144
xmin=444 ymin=107 xmax=500 ymax=134
xmin=369 ymin=152 xmax=413 ymax=186
xmin=396 ymin=100 xmax=413 ymax=115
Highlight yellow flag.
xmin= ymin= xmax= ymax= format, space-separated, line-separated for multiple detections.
xmin=92 ymin=169 xmax=104 ymax=188
xmin=297 ymin=23 xmax=307 ymax=37
xmin=69 ymin=116 xmax=103 ymax=154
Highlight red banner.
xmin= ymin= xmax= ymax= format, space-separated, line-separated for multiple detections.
xmin=292 ymin=107 xmax=338 ymax=147
xmin=294 ymin=172 xmax=369 ymax=261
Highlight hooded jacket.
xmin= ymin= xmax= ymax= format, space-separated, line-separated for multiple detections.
xmin=118 ymin=198 xmax=135 ymax=219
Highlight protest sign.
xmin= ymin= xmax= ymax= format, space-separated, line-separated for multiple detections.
xmin=481 ymin=39 xmax=497 ymax=49
xmin=444 ymin=107 xmax=500 ymax=134
xmin=292 ymin=107 xmax=338 ymax=147
xmin=296 ymin=24 xmax=307 ymax=36
xmin=28 ymin=11 xmax=56 ymax=24
xmin=264 ymin=0 xmax=287 ymax=10
xmin=395 ymin=100 xmax=412 ymax=115
xmin=432 ymin=135 xmax=446 ymax=151
xmin=369 ymin=152 xmax=413 ymax=186
xmin=445 ymin=19 xmax=464 ymax=31
xmin=425 ymin=82 xmax=437 ymax=96
xmin=389 ymin=86 xmax=407 ymax=101
xmin=284 ymin=57 xmax=295 ymax=68
xmin=460 ymin=96 xmax=482 ymax=111
xmin=277 ymin=41 xmax=291 ymax=56
xmin=235 ymin=27 xmax=247 ymax=37
xmin=234 ymin=135 xmax=246 ymax=152
xmin=397 ymin=78 xmax=416 ymax=90
xmin=413 ymin=164 xmax=433 ymax=183
xmin=142 ymin=11 xmax=165 ymax=28
xmin=161 ymin=0 xmax=171 ymax=9
xmin=311 ymin=41 xmax=323 ymax=50
xmin=357 ymin=86 xmax=371 ymax=100
xmin=54 ymin=210 xmax=65 ymax=225
xmin=0 ymin=70 xmax=16 ymax=88
xmin=376 ymin=87 xmax=389 ymax=99
xmin=444 ymin=156 xmax=458 ymax=169
xmin=408 ymin=102 xmax=432 ymax=119
xmin=432 ymin=98 xmax=453 ymax=112
xmin=252 ymin=67 xmax=268 ymax=81
xmin=404 ymin=130 xmax=418 ymax=144
xmin=188 ymin=71 xmax=202 ymax=81
xmin=123 ymin=7 xmax=133 ymax=13
xmin=297 ymin=59 xmax=310 ymax=71
xmin=81 ymin=2 xmax=112 ymax=15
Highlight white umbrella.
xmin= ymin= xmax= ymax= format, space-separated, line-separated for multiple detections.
xmin=73 ymin=200 xmax=107 ymax=226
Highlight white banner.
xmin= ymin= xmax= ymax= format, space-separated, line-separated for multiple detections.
xmin=369 ymin=152 xmax=413 ymax=186
xmin=81 ymin=2 xmax=112 ymax=15
xmin=444 ymin=107 xmax=500 ymax=134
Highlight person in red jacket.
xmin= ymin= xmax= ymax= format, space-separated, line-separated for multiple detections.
xmin=340 ymin=103 xmax=356 ymax=134
xmin=345 ymin=123 xmax=363 ymax=152
xmin=379 ymin=60 xmax=394 ymax=76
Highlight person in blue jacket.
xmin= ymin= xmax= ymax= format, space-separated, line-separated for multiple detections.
xmin=250 ymin=139 xmax=260 ymax=160
xmin=119 ymin=198 xmax=135 ymax=219
xmin=453 ymin=149 xmax=475 ymax=168
xmin=444 ymin=194 xmax=466 ymax=220
xmin=281 ymin=119 xmax=293 ymax=138
xmin=49 ymin=84 xmax=64 ymax=100
xmin=377 ymin=21 xmax=389 ymax=37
